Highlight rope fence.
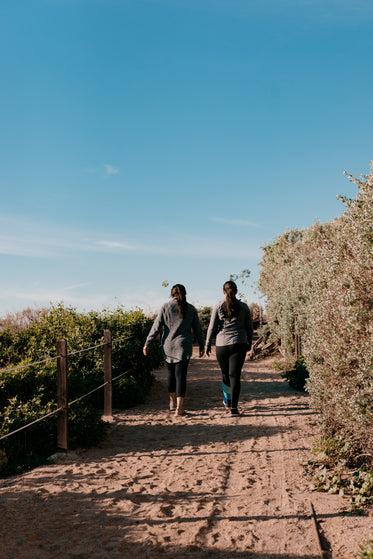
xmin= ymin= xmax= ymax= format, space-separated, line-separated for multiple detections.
xmin=68 ymin=368 xmax=133 ymax=407
xmin=0 ymin=356 xmax=58 ymax=375
xmin=0 ymin=329 xmax=138 ymax=451
xmin=0 ymin=407 xmax=62 ymax=442
xmin=0 ymin=332 xmax=135 ymax=377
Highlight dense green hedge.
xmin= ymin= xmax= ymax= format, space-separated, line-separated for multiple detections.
xmin=259 ymin=163 xmax=373 ymax=465
xmin=0 ymin=304 xmax=163 ymax=475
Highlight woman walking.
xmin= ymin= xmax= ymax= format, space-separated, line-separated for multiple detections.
xmin=143 ymin=284 xmax=204 ymax=416
xmin=205 ymin=280 xmax=253 ymax=417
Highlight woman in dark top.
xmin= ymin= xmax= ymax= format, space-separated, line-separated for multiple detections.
xmin=205 ymin=280 xmax=253 ymax=417
xmin=143 ymin=284 xmax=204 ymax=416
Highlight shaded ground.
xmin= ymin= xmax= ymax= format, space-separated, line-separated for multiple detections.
xmin=0 ymin=352 xmax=371 ymax=558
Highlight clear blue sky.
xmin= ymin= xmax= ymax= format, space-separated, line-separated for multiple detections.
xmin=1 ymin=0 xmax=372 ymax=315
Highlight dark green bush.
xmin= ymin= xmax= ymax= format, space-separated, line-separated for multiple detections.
xmin=281 ymin=357 xmax=309 ymax=391
xmin=0 ymin=396 xmax=57 ymax=474
xmin=0 ymin=304 xmax=163 ymax=475
xmin=67 ymin=401 xmax=107 ymax=449
xmin=197 ymin=306 xmax=212 ymax=337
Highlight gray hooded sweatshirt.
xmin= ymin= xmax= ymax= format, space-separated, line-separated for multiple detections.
xmin=145 ymin=299 xmax=204 ymax=363
xmin=205 ymin=299 xmax=253 ymax=352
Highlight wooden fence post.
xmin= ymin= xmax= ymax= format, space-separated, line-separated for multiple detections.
xmin=103 ymin=329 xmax=112 ymax=418
xmin=56 ymin=339 xmax=68 ymax=452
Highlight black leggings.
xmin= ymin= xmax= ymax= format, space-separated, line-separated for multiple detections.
xmin=215 ymin=344 xmax=247 ymax=409
xmin=166 ymin=360 xmax=189 ymax=398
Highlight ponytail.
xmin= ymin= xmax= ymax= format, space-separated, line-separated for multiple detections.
xmin=171 ymin=284 xmax=188 ymax=319
xmin=223 ymin=280 xmax=240 ymax=318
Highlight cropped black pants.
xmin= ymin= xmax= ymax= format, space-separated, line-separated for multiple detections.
xmin=215 ymin=343 xmax=247 ymax=409
xmin=166 ymin=360 xmax=189 ymax=398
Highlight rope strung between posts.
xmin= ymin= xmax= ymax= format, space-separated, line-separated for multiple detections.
xmin=0 ymin=327 xmax=139 ymax=442
xmin=0 ymin=343 xmax=107 ymax=376
xmin=0 ymin=333 xmax=136 ymax=376
xmin=66 ymin=342 xmax=106 ymax=357
xmin=0 ymin=406 xmax=62 ymax=442
xmin=69 ymin=382 xmax=108 ymax=406
xmin=0 ymin=356 xmax=58 ymax=375
xmin=0 ymin=367 xmax=135 ymax=442
xmin=112 ymin=368 xmax=134 ymax=382
xmin=68 ymin=368 xmax=134 ymax=407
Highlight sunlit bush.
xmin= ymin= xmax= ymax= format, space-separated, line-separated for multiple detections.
xmin=259 ymin=162 xmax=373 ymax=466
xmin=0 ymin=304 xmax=163 ymax=474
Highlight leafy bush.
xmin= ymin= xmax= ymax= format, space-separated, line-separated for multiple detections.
xmin=280 ymin=357 xmax=309 ymax=391
xmin=197 ymin=306 xmax=212 ymax=338
xmin=0 ymin=396 xmax=57 ymax=474
xmin=360 ymin=536 xmax=373 ymax=559
xmin=308 ymin=436 xmax=373 ymax=511
xmin=0 ymin=304 xmax=163 ymax=475
xmin=259 ymin=162 xmax=373 ymax=468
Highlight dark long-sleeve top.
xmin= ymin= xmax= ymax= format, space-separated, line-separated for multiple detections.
xmin=144 ymin=299 xmax=204 ymax=363
xmin=205 ymin=299 xmax=253 ymax=352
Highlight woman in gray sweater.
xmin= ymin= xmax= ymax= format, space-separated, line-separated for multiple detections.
xmin=143 ymin=284 xmax=204 ymax=416
xmin=205 ymin=280 xmax=253 ymax=417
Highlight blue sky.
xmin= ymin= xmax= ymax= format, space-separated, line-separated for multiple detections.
xmin=1 ymin=0 xmax=372 ymax=315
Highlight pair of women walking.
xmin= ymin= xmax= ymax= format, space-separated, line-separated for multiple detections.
xmin=143 ymin=281 xmax=253 ymax=417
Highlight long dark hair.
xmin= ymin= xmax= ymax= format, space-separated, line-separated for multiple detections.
xmin=171 ymin=284 xmax=188 ymax=319
xmin=223 ymin=280 xmax=240 ymax=318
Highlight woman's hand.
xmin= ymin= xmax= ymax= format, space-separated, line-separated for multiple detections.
xmin=143 ymin=346 xmax=150 ymax=356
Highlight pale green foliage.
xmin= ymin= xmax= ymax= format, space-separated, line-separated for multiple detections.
xmin=259 ymin=162 xmax=373 ymax=463
xmin=229 ymin=269 xmax=251 ymax=301
xmin=360 ymin=535 xmax=373 ymax=559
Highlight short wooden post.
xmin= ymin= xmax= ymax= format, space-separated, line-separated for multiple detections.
xmin=103 ymin=329 xmax=112 ymax=417
xmin=56 ymin=339 xmax=68 ymax=452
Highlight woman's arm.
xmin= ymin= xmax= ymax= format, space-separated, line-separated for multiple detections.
xmin=143 ymin=307 xmax=165 ymax=356
xmin=245 ymin=305 xmax=254 ymax=349
xmin=205 ymin=305 xmax=219 ymax=356
xmin=192 ymin=307 xmax=205 ymax=357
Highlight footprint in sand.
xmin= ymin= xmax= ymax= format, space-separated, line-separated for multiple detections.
xmin=210 ymin=532 xmax=220 ymax=544
xmin=196 ymin=500 xmax=206 ymax=512
xmin=159 ymin=505 xmax=174 ymax=517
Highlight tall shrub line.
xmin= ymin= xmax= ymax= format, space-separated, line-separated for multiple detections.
xmin=259 ymin=162 xmax=373 ymax=463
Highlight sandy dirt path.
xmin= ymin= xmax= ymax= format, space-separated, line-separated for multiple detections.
xmin=0 ymin=352 xmax=371 ymax=558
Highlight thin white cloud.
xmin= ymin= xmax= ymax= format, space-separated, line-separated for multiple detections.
xmin=94 ymin=239 xmax=175 ymax=255
xmin=96 ymin=240 xmax=137 ymax=250
xmin=62 ymin=282 xmax=91 ymax=292
xmin=0 ymin=288 xmax=110 ymax=309
xmin=210 ymin=217 xmax=261 ymax=228
xmin=0 ymin=213 xmax=261 ymax=260
xmin=104 ymin=164 xmax=119 ymax=176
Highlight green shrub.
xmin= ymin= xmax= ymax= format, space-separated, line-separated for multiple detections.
xmin=259 ymin=162 xmax=373 ymax=468
xmin=68 ymin=401 xmax=107 ymax=449
xmin=0 ymin=396 xmax=57 ymax=474
xmin=360 ymin=536 xmax=373 ymax=559
xmin=280 ymin=357 xmax=309 ymax=391
xmin=197 ymin=306 xmax=212 ymax=337
xmin=0 ymin=304 xmax=163 ymax=475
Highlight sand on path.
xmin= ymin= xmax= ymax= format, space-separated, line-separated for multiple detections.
xmin=0 ymin=351 xmax=371 ymax=559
